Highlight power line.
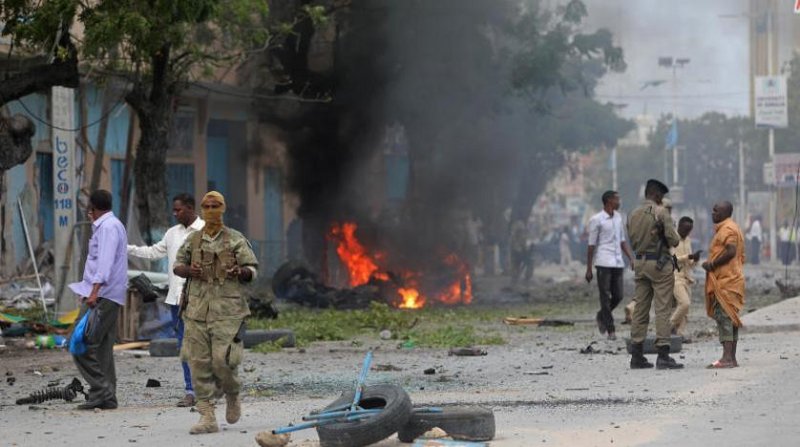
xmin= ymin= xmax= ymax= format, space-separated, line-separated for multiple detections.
xmin=14 ymin=94 xmax=127 ymax=133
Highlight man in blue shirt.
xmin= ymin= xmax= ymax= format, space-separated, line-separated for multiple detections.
xmin=69 ymin=190 xmax=128 ymax=410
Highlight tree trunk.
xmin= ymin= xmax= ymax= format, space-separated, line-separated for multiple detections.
xmin=132 ymin=105 xmax=173 ymax=244
xmin=127 ymin=45 xmax=177 ymax=244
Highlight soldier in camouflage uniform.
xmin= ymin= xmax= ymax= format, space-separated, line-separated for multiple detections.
xmin=627 ymin=180 xmax=682 ymax=370
xmin=174 ymin=191 xmax=258 ymax=434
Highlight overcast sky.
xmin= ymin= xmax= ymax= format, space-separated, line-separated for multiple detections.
xmin=582 ymin=0 xmax=751 ymax=119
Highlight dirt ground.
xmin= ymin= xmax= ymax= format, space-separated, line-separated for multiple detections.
xmin=1 ymin=263 xmax=798 ymax=446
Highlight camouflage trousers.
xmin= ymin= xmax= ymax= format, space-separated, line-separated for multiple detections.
xmin=181 ymin=318 xmax=244 ymax=401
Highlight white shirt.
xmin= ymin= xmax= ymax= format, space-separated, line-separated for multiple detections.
xmin=747 ymin=220 xmax=762 ymax=242
xmin=587 ymin=210 xmax=626 ymax=268
xmin=127 ymin=217 xmax=205 ymax=306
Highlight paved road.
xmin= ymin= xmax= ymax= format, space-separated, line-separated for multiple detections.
xmin=3 ymin=282 xmax=800 ymax=446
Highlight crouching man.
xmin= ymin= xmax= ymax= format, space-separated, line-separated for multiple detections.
xmin=174 ymin=191 xmax=258 ymax=434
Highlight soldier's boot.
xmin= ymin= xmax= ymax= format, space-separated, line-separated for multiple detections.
xmin=189 ymin=400 xmax=219 ymax=435
xmin=656 ymin=345 xmax=684 ymax=370
xmin=629 ymin=343 xmax=654 ymax=369
xmin=225 ymin=394 xmax=241 ymax=424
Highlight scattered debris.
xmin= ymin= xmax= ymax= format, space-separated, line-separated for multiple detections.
xmin=15 ymin=378 xmax=86 ymax=405
xmin=448 ymin=347 xmax=487 ymax=357
xmin=424 ymin=368 xmax=437 ymax=375
xmin=380 ymin=329 xmax=393 ymax=340
xmin=580 ymin=343 xmax=598 ymax=354
xmin=412 ymin=440 xmax=488 ymax=447
xmin=372 ymin=364 xmax=402 ymax=372
xmin=524 ymin=371 xmax=549 ymax=376
xmin=145 ymin=379 xmax=161 ymax=388
xmin=114 ymin=341 xmax=150 ymax=351
xmin=255 ymin=431 xmax=290 ymax=447
xmin=503 ymin=317 xmax=574 ymax=327
xmin=422 ymin=427 xmax=449 ymax=439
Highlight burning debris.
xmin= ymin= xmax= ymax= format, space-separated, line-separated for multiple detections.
xmin=273 ymin=222 xmax=473 ymax=310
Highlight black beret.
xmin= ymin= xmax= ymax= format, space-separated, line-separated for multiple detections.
xmin=646 ymin=179 xmax=669 ymax=195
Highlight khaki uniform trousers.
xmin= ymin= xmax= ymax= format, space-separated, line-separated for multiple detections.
xmin=631 ymin=259 xmax=674 ymax=347
xmin=182 ymin=318 xmax=244 ymax=401
xmin=670 ymin=278 xmax=691 ymax=337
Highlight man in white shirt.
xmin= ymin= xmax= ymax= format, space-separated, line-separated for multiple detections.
xmin=746 ymin=216 xmax=762 ymax=265
xmin=128 ymin=193 xmax=204 ymax=407
xmin=586 ymin=190 xmax=635 ymax=340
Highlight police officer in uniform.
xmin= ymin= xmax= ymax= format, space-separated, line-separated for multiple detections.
xmin=626 ymin=180 xmax=683 ymax=370
xmin=174 ymin=191 xmax=259 ymax=434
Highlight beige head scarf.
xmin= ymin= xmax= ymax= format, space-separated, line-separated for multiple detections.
xmin=201 ymin=191 xmax=226 ymax=235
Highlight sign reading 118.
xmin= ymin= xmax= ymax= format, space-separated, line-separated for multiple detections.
xmin=54 ymin=198 xmax=73 ymax=209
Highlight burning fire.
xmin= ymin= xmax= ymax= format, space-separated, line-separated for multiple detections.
xmin=329 ymin=222 xmax=472 ymax=309
xmin=329 ymin=222 xmax=388 ymax=286
xmin=398 ymin=287 xmax=425 ymax=309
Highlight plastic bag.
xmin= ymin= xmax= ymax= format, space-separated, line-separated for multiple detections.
xmin=68 ymin=310 xmax=91 ymax=356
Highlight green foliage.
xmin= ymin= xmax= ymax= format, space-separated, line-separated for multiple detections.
xmin=248 ymin=302 xmax=513 ymax=348
xmin=251 ymin=337 xmax=292 ymax=353
xmin=0 ymin=0 xmax=76 ymax=55
xmin=406 ymin=325 xmax=505 ymax=348
xmin=646 ymin=113 xmax=767 ymax=210
xmin=78 ymin=0 xmax=270 ymax=79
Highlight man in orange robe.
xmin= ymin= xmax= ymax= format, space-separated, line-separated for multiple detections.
xmin=702 ymin=201 xmax=745 ymax=368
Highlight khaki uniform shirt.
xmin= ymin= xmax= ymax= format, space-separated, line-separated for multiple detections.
xmin=174 ymin=227 xmax=259 ymax=322
xmin=672 ymin=237 xmax=695 ymax=284
xmin=627 ymin=199 xmax=680 ymax=255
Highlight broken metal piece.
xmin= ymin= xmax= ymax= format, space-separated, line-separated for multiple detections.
xmin=15 ymin=377 xmax=86 ymax=405
xmin=448 ymin=347 xmax=487 ymax=357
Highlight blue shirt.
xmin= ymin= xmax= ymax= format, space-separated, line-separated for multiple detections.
xmin=69 ymin=211 xmax=128 ymax=305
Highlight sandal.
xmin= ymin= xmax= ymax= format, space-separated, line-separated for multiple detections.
xmin=706 ymin=360 xmax=736 ymax=369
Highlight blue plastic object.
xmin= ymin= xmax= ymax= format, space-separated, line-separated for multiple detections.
xmin=68 ymin=310 xmax=91 ymax=356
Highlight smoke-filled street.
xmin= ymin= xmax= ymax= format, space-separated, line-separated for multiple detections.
xmin=3 ymin=0 xmax=800 ymax=446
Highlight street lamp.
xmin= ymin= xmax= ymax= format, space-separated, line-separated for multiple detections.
xmin=658 ymin=56 xmax=690 ymax=190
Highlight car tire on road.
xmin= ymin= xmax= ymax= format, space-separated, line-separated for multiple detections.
xmin=397 ymin=406 xmax=495 ymax=443
xmin=316 ymin=384 xmax=412 ymax=447
xmin=625 ymin=335 xmax=682 ymax=354
xmin=149 ymin=338 xmax=179 ymax=357
xmin=242 ymin=329 xmax=296 ymax=349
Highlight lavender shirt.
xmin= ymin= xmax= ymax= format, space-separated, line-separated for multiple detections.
xmin=68 ymin=211 xmax=128 ymax=306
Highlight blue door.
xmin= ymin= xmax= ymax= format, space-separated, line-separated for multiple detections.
xmin=206 ymin=137 xmax=229 ymax=198
xmin=264 ymin=168 xmax=284 ymax=275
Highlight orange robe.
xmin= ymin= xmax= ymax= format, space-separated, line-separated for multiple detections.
xmin=705 ymin=218 xmax=746 ymax=327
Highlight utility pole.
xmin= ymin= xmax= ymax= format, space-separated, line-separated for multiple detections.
xmin=767 ymin=6 xmax=777 ymax=263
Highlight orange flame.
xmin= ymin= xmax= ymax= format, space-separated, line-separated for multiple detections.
xmin=398 ymin=287 xmax=425 ymax=309
xmin=329 ymin=222 xmax=383 ymax=286
xmin=330 ymin=222 xmax=472 ymax=308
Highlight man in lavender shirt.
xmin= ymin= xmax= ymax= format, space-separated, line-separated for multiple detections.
xmin=69 ymin=190 xmax=128 ymax=410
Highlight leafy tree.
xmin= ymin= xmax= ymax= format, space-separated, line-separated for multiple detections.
xmin=1 ymin=0 xmax=322 ymax=241
xmin=0 ymin=0 xmax=79 ymax=174
xmin=646 ymin=113 xmax=768 ymax=211
xmin=79 ymin=0 xmax=273 ymax=241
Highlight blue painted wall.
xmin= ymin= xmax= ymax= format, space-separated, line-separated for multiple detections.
xmin=206 ymin=137 xmax=229 ymax=198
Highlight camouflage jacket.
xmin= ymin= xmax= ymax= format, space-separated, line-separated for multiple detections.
xmin=174 ymin=227 xmax=258 ymax=321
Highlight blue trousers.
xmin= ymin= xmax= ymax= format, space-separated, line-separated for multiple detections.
xmin=170 ymin=304 xmax=194 ymax=394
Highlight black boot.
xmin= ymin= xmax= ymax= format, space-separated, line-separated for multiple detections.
xmin=656 ymin=345 xmax=683 ymax=370
xmin=630 ymin=342 xmax=654 ymax=369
